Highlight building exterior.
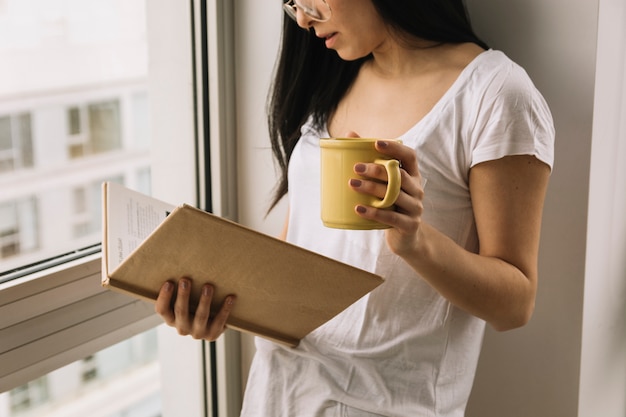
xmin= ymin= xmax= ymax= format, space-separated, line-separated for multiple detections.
xmin=0 ymin=330 xmax=161 ymax=417
xmin=0 ymin=1 xmax=160 ymax=416
xmin=0 ymin=0 xmax=151 ymax=273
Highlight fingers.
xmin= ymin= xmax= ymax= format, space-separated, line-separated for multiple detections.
xmin=154 ymin=278 xmax=235 ymax=341
xmin=375 ymin=140 xmax=420 ymax=176
xmin=349 ymin=141 xmax=425 ymax=233
xmin=351 ymin=161 xmax=424 ymax=213
xmin=155 ymin=281 xmax=176 ymax=325
xmin=206 ymin=295 xmax=236 ymax=340
xmin=190 ymin=283 xmax=213 ymax=337
xmin=353 ymin=141 xmax=423 ymax=189
xmin=395 ymin=170 xmax=425 ymax=215
xmin=343 ymin=130 xmax=361 ymax=138
xmin=356 ymin=203 xmax=422 ymax=235
xmin=192 ymin=285 xmax=236 ymax=340
xmin=173 ymin=278 xmax=192 ymax=334
xmin=352 ymin=175 xmax=422 ymax=212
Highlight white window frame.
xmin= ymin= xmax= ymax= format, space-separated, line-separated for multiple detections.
xmin=0 ymin=250 xmax=160 ymax=392
xmin=0 ymin=1 xmax=241 ymax=415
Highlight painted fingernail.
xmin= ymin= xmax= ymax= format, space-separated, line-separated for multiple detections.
xmin=180 ymin=280 xmax=189 ymax=290
xmin=164 ymin=282 xmax=173 ymax=292
xmin=354 ymin=163 xmax=366 ymax=173
xmin=202 ymin=285 xmax=211 ymax=296
xmin=376 ymin=140 xmax=388 ymax=148
xmin=350 ymin=179 xmax=362 ymax=187
xmin=227 ymin=296 xmax=235 ymax=305
xmin=356 ymin=205 xmax=367 ymax=214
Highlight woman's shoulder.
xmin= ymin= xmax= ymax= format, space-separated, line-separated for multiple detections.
xmin=472 ymin=49 xmax=519 ymax=70
xmin=461 ymin=49 xmax=545 ymax=105
xmin=472 ymin=49 xmax=536 ymax=87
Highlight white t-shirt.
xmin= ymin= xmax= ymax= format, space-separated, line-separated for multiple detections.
xmin=241 ymin=50 xmax=554 ymax=417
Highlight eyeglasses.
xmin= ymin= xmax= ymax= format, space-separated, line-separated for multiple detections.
xmin=283 ymin=0 xmax=332 ymax=23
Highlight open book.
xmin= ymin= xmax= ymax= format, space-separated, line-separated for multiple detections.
xmin=101 ymin=182 xmax=384 ymax=346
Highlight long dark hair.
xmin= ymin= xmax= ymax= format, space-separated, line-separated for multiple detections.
xmin=267 ymin=0 xmax=488 ymax=210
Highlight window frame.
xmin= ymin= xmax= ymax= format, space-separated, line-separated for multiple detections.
xmin=0 ymin=1 xmax=240 ymax=416
xmin=0 ymin=251 xmax=161 ymax=392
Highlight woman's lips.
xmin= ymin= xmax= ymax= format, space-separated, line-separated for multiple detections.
xmin=321 ymin=32 xmax=337 ymax=48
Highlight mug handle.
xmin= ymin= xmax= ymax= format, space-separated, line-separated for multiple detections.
xmin=371 ymin=159 xmax=401 ymax=209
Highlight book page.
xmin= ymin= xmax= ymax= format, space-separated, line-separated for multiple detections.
xmin=104 ymin=182 xmax=176 ymax=273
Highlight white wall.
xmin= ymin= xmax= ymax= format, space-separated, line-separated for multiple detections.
xmin=234 ymin=2 xmax=285 ymax=235
xmin=579 ymin=0 xmax=626 ymax=415
xmin=232 ymin=1 xmax=626 ymax=416
xmin=464 ymin=0 xmax=593 ymax=415
xmin=232 ymin=1 xmax=285 ymax=391
xmin=465 ymin=0 xmax=626 ymax=416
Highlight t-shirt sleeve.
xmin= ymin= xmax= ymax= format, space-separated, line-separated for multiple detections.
xmin=469 ymin=63 xmax=555 ymax=171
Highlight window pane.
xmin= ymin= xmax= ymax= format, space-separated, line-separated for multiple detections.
xmin=0 ymin=0 xmax=152 ymax=273
xmin=0 ymin=329 xmax=161 ymax=417
xmin=17 ymin=113 xmax=34 ymax=168
xmin=88 ymin=100 xmax=122 ymax=154
xmin=0 ymin=116 xmax=14 ymax=173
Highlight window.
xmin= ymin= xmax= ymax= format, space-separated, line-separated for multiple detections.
xmin=8 ymin=378 xmax=48 ymax=414
xmin=0 ymin=113 xmax=34 ymax=173
xmin=1 ymin=330 xmax=160 ymax=417
xmin=0 ymin=0 xmax=204 ymax=416
xmin=0 ymin=0 xmax=152 ymax=273
xmin=71 ymin=180 xmax=108 ymax=239
xmin=67 ymin=100 xmax=123 ymax=159
xmin=0 ymin=0 xmax=246 ymax=417
xmin=0 ymin=197 xmax=38 ymax=259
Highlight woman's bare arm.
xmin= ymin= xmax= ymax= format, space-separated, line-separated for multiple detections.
xmin=352 ymin=140 xmax=550 ymax=331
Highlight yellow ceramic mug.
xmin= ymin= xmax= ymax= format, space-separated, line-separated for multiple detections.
xmin=320 ymin=138 xmax=401 ymax=230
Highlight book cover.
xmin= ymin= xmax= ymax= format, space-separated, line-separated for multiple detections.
xmin=102 ymin=182 xmax=384 ymax=346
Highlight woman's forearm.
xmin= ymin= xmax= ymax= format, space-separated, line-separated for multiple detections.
xmin=400 ymin=222 xmax=537 ymax=331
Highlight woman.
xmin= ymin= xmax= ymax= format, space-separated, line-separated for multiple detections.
xmin=156 ymin=0 xmax=554 ymax=415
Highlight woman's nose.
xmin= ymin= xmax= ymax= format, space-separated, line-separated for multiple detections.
xmin=295 ymin=9 xmax=315 ymax=29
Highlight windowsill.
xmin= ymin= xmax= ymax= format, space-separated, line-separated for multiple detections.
xmin=0 ymin=251 xmax=161 ymax=392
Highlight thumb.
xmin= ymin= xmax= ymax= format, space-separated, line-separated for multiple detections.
xmin=344 ymin=131 xmax=361 ymax=138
